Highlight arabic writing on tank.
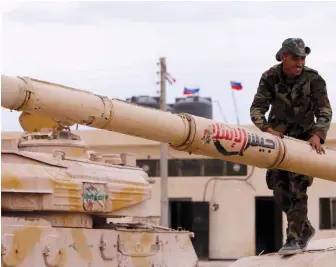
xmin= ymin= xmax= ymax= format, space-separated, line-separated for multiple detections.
xmin=201 ymin=123 xmax=276 ymax=156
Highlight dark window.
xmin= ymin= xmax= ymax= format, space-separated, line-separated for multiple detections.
xmin=137 ymin=159 xmax=159 ymax=177
xmin=226 ymin=162 xmax=248 ymax=176
xmin=255 ymin=197 xmax=283 ymax=255
xmin=169 ymin=199 xmax=209 ymax=259
xmin=168 ymin=159 xmax=183 ymax=176
xmin=191 ymin=201 xmax=210 ymax=259
xmin=204 ymin=159 xmax=224 ymax=176
xmin=136 ymin=158 xmax=248 ymax=177
xmin=168 ymin=159 xmax=202 ymax=176
xmin=319 ymin=197 xmax=336 ymax=229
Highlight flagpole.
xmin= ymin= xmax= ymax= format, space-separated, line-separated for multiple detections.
xmin=212 ymin=100 xmax=228 ymax=124
xmin=231 ymin=89 xmax=240 ymax=125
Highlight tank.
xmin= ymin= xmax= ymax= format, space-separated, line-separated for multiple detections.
xmin=1 ymin=74 xmax=336 ymax=267
xmin=174 ymin=96 xmax=213 ymax=119
xmin=229 ymin=238 xmax=336 ymax=267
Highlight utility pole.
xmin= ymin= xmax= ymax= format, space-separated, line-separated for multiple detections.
xmin=159 ymin=57 xmax=169 ymax=227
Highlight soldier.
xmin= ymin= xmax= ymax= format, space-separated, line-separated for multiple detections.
xmin=250 ymin=38 xmax=333 ymax=255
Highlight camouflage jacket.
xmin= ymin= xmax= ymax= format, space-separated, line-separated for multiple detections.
xmin=250 ymin=63 xmax=333 ymax=143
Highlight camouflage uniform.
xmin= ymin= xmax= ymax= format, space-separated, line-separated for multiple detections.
xmin=250 ymin=38 xmax=333 ymax=252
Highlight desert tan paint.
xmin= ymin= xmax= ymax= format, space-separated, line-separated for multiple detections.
xmin=1 ymin=217 xmax=197 ymax=267
xmin=1 ymin=155 xmax=151 ymax=215
xmin=1 ymin=170 xmax=22 ymax=190
xmin=1 ymin=75 xmax=336 ymax=182
xmin=229 ymin=238 xmax=336 ymax=267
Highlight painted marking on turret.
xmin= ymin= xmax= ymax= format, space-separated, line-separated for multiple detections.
xmin=83 ymin=183 xmax=107 ymax=211
xmin=201 ymin=123 xmax=276 ymax=156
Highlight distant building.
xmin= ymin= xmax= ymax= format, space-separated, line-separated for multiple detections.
xmin=126 ymin=95 xmax=213 ymax=119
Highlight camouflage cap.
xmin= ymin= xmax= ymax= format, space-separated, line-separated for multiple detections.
xmin=275 ymin=38 xmax=311 ymax=61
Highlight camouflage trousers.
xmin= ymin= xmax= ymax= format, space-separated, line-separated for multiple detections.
xmin=266 ymin=169 xmax=314 ymax=241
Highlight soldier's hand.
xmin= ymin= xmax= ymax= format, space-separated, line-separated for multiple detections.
xmin=309 ymin=134 xmax=325 ymax=154
xmin=266 ymin=128 xmax=284 ymax=138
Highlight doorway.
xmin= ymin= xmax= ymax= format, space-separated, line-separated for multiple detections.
xmin=255 ymin=196 xmax=283 ymax=255
xmin=169 ymin=199 xmax=209 ymax=259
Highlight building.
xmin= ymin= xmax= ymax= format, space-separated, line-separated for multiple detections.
xmin=3 ymin=122 xmax=336 ymax=262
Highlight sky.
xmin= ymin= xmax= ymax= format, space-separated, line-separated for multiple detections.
xmin=1 ymin=0 xmax=336 ymax=132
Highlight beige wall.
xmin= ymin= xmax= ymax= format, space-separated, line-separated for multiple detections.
xmin=2 ymin=123 xmax=336 ymax=259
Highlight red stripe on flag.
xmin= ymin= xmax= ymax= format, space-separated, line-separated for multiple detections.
xmin=231 ymin=84 xmax=242 ymax=90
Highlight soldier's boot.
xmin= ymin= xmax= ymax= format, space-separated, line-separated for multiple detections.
xmin=278 ymin=236 xmax=303 ymax=255
xmin=300 ymin=220 xmax=315 ymax=250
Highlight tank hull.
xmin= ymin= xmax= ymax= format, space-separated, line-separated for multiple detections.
xmin=1 ymin=216 xmax=198 ymax=267
xmin=229 ymin=238 xmax=336 ymax=267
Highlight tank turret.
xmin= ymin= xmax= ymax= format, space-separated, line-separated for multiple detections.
xmin=2 ymin=121 xmax=153 ymax=220
xmin=17 ymin=113 xmax=89 ymax=158
xmin=1 ymin=74 xmax=336 ymax=267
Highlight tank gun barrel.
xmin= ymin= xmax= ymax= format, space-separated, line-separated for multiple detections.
xmin=2 ymin=75 xmax=336 ymax=182
xmin=1 ymin=75 xmax=188 ymax=146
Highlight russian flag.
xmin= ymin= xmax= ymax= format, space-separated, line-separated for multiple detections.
xmin=183 ymin=87 xmax=200 ymax=95
xmin=230 ymin=81 xmax=243 ymax=90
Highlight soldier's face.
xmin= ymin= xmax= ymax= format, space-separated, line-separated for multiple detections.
xmin=281 ymin=54 xmax=306 ymax=77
